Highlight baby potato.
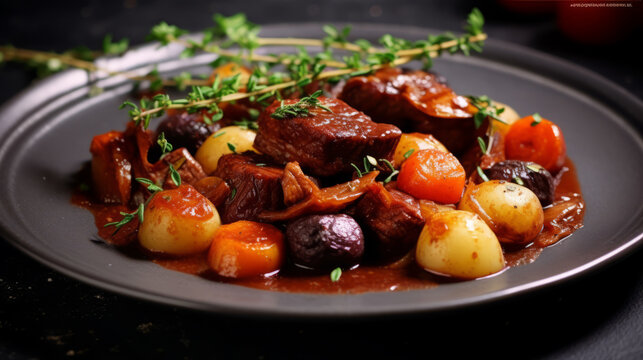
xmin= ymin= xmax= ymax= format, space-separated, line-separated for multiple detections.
xmin=392 ymin=133 xmax=448 ymax=167
xmin=458 ymin=180 xmax=544 ymax=245
xmin=492 ymin=101 xmax=520 ymax=125
xmin=195 ymin=126 xmax=257 ymax=174
xmin=208 ymin=62 xmax=251 ymax=85
xmin=491 ymin=101 xmax=521 ymax=134
xmin=138 ymin=184 xmax=221 ymax=255
xmin=208 ymin=220 xmax=285 ymax=278
xmin=416 ymin=210 xmax=505 ymax=279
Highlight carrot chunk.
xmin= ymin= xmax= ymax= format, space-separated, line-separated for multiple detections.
xmin=208 ymin=221 xmax=285 ymax=278
xmin=397 ymin=148 xmax=466 ymax=204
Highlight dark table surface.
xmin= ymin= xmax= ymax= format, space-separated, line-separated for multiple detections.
xmin=1 ymin=1 xmax=642 ymax=359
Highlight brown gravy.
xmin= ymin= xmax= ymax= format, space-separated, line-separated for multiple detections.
xmin=73 ymin=158 xmax=584 ymax=294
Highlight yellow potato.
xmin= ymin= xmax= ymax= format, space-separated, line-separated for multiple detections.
xmin=138 ymin=185 xmax=221 ymax=255
xmin=392 ymin=133 xmax=448 ymax=168
xmin=195 ymin=126 xmax=257 ymax=174
xmin=492 ymin=101 xmax=521 ymax=125
xmin=416 ymin=210 xmax=505 ymax=279
xmin=458 ymin=180 xmax=544 ymax=245
xmin=208 ymin=63 xmax=251 ymax=85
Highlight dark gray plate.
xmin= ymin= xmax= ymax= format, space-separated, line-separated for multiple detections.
xmin=0 ymin=24 xmax=641 ymax=318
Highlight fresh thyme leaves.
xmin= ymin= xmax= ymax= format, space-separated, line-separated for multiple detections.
xmin=466 ymin=95 xmax=507 ymax=128
xmin=104 ymin=203 xmax=144 ymax=234
xmin=531 ymin=113 xmax=543 ymax=126
xmin=477 ymin=136 xmax=488 ymax=154
xmin=351 ymin=163 xmax=364 ymax=178
xmin=379 ymin=158 xmax=400 ymax=184
xmin=102 ymin=34 xmax=129 ymax=56
xmin=169 ymin=163 xmax=182 ymax=186
xmin=477 ymin=166 xmax=490 ymax=182
xmin=157 ymin=132 xmax=173 ymax=155
xmin=270 ymin=90 xmax=331 ymax=119
xmin=136 ymin=178 xmax=163 ymax=193
xmin=1 ymin=9 xmax=488 ymax=126
xmin=330 ymin=267 xmax=342 ymax=282
xmin=323 ymin=25 xmax=352 ymax=48
xmin=403 ymin=149 xmax=415 ymax=159
xmin=147 ymin=22 xmax=188 ymax=46
xmin=227 ymin=142 xmax=237 ymax=153
xmin=513 ymin=177 xmax=525 ymax=186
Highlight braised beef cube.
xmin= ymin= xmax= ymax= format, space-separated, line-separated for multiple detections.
xmin=213 ymin=153 xmax=284 ymax=223
xmin=354 ymin=182 xmax=425 ymax=261
xmin=90 ymin=130 xmax=134 ymax=204
xmin=253 ymin=97 xmax=401 ymax=177
xmin=339 ymin=68 xmax=478 ymax=155
xmin=159 ymin=148 xmax=207 ymax=188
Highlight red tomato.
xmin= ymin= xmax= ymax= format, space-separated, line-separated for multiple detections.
xmin=505 ymin=115 xmax=567 ymax=173
xmin=397 ymin=149 xmax=466 ymax=204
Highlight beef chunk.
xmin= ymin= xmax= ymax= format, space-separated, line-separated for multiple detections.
xmin=90 ymin=131 xmax=134 ymax=204
xmin=339 ymin=68 xmax=477 ymax=155
xmin=213 ymin=153 xmax=284 ymax=223
xmin=253 ymin=97 xmax=401 ymax=177
xmin=354 ymin=182 xmax=425 ymax=260
xmin=259 ymin=162 xmax=378 ymax=222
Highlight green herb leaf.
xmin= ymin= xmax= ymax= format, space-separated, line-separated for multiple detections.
xmin=270 ymin=90 xmax=331 ymax=119
xmin=169 ymin=164 xmax=182 ymax=186
xmin=477 ymin=136 xmax=487 ymax=154
xmin=136 ymin=177 xmax=163 ymax=193
xmin=403 ymin=149 xmax=415 ymax=159
xmin=157 ymin=132 xmax=173 ymax=155
xmin=330 ymin=267 xmax=342 ymax=282
xmin=477 ymin=166 xmax=490 ymax=182
xmin=227 ymin=142 xmax=237 ymax=153
xmin=531 ymin=113 xmax=543 ymax=126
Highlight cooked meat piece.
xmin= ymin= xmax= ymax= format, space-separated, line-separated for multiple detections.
xmin=354 ymin=182 xmax=425 ymax=260
xmin=213 ymin=153 xmax=284 ymax=223
xmin=259 ymin=162 xmax=378 ymax=222
xmin=158 ymin=148 xmax=208 ymax=188
xmin=155 ymin=109 xmax=222 ymax=155
xmin=193 ymin=176 xmax=231 ymax=209
xmin=90 ymin=130 xmax=134 ymax=204
xmin=339 ymin=67 xmax=478 ymax=155
xmin=253 ymin=97 xmax=401 ymax=177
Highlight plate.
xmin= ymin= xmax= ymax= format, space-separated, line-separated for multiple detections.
xmin=0 ymin=24 xmax=641 ymax=318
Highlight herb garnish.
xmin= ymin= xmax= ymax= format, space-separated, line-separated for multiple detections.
xmin=330 ymin=267 xmax=342 ymax=282
xmin=270 ymin=90 xmax=332 ymax=119
xmin=0 ymin=9 xmax=488 ymax=129
xmin=104 ymin=203 xmax=145 ymax=235
xmin=477 ymin=136 xmax=488 ymax=154
xmin=531 ymin=113 xmax=543 ymax=126
xmin=477 ymin=166 xmax=490 ymax=182
xmin=466 ymin=95 xmax=507 ymax=129
xmin=157 ymin=132 xmax=173 ymax=155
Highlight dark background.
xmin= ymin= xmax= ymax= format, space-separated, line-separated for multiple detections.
xmin=1 ymin=1 xmax=642 ymax=359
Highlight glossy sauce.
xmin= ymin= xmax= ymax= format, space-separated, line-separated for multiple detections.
xmin=73 ymin=158 xmax=584 ymax=294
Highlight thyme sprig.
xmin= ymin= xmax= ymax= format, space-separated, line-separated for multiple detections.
xmin=466 ymin=95 xmax=507 ymax=129
xmin=0 ymin=9 xmax=488 ymax=128
xmin=270 ymin=90 xmax=331 ymax=119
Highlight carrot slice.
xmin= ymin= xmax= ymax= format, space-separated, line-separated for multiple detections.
xmin=208 ymin=221 xmax=285 ymax=278
xmin=397 ymin=148 xmax=466 ymax=204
